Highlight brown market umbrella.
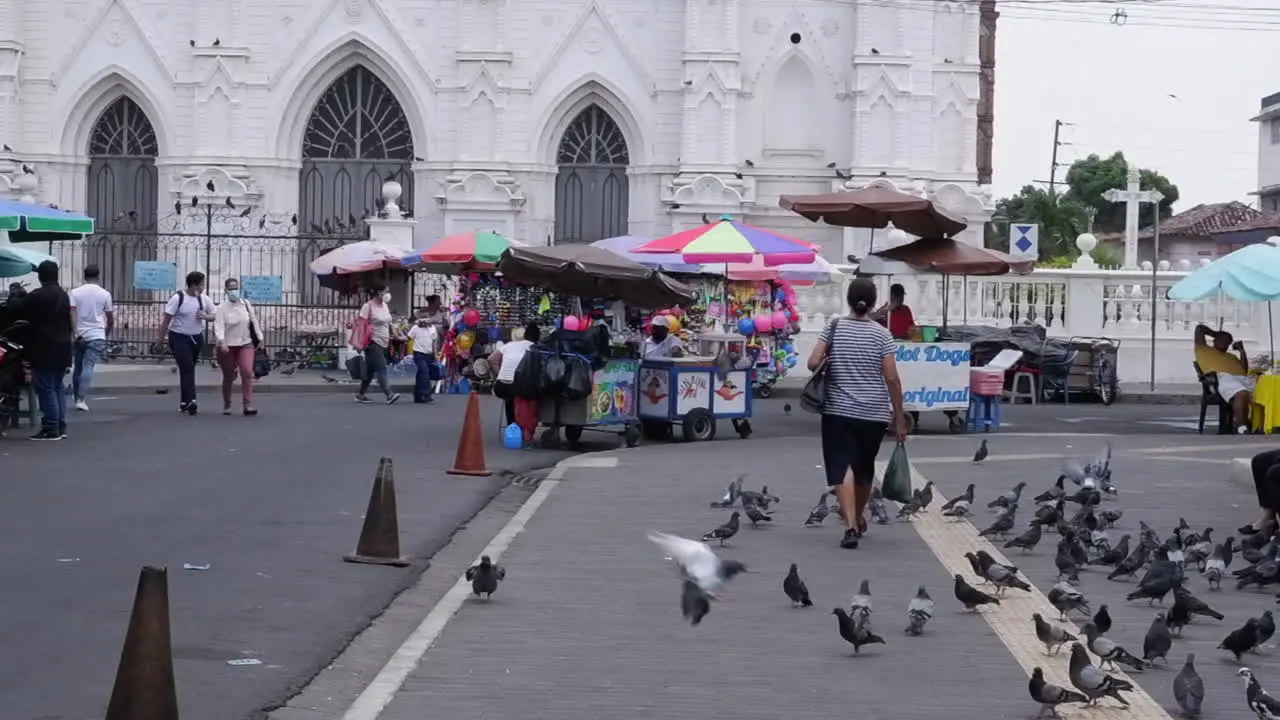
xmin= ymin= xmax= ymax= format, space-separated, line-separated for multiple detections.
xmin=779 ymin=186 xmax=968 ymax=238
xmin=860 ymin=236 xmax=1034 ymax=276
xmin=497 ymin=245 xmax=696 ymax=309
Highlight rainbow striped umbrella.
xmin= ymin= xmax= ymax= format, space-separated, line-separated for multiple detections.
xmin=399 ymin=230 xmax=523 ymax=273
xmin=632 ymin=219 xmax=816 ymax=267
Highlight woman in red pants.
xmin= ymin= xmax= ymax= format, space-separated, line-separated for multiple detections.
xmin=491 ymin=322 xmax=542 ymax=444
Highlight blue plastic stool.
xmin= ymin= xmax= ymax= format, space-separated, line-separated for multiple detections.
xmin=967 ymin=394 xmax=1001 ymax=432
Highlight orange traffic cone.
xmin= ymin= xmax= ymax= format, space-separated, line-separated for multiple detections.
xmin=343 ymin=457 xmax=410 ymax=567
xmin=447 ymin=392 xmax=492 ymax=477
xmin=105 ymin=566 xmax=179 ymax=720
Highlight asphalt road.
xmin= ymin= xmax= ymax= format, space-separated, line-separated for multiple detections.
xmin=0 ymin=390 xmax=1220 ymax=720
xmin=0 ymin=393 xmax=573 ymax=720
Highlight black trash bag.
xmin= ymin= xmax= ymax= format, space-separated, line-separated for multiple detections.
xmin=346 ymin=354 xmax=366 ymax=381
xmin=563 ymin=355 xmax=592 ymax=401
xmin=511 ymin=350 xmax=543 ymax=399
xmin=541 ymin=353 xmax=567 ymax=395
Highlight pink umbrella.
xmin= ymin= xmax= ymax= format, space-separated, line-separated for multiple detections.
xmin=309 ymin=240 xmax=413 ymax=275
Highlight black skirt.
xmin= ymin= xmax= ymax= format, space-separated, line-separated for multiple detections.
xmin=821 ymin=414 xmax=887 ymax=487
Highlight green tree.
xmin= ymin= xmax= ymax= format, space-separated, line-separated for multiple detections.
xmin=1062 ymin=151 xmax=1179 ymax=233
xmin=993 ymin=185 xmax=1091 ymax=259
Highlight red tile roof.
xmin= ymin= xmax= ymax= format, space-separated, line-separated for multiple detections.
xmin=1138 ymin=201 xmax=1261 ymax=239
xmin=1208 ymin=212 xmax=1280 ymax=234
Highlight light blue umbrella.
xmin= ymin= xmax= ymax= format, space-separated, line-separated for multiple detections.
xmin=0 ymin=244 xmax=55 ymax=278
xmin=1167 ymin=242 xmax=1280 ymax=301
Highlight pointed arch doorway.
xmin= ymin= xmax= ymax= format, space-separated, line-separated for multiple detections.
xmin=554 ymin=104 xmax=629 ymax=244
xmin=84 ymin=96 xmax=161 ymax=302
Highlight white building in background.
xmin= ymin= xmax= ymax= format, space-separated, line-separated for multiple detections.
xmin=1253 ymin=90 xmax=1280 ymax=214
xmin=0 ymin=0 xmax=994 ymax=297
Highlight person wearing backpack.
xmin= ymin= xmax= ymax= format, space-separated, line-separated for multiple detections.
xmin=159 ymin=271 xmax=215 ymax=415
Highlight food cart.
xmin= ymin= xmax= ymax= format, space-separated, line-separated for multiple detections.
xmin=638 ymin=346 xmax=754 ymax=442
xmin=495 ymin=245 xmax=696 ymax=449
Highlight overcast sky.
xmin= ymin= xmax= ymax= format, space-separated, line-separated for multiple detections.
xmin=991 ymin=0 xmax=1275 ymax=211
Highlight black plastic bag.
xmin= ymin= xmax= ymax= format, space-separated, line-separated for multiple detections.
xmin=541 ymin=353 xmax=567 ymax=395
xmin=563 ymin=355 xmax=592 ymax=400
xmin=345 ymin=354 xmax=365 ymax=381
xmin=511 ymin=350 xmax=543 ymax=398
xmin=253 ymin=348 xmax=272 ymax=379
xmin=881 ymin=442 xmax=914 ymax=504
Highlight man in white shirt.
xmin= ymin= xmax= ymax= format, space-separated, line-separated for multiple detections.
xmin=643 ymin=315 xmax=685 ymax=359
xmin=158 ymin=270 xmax=216 ymax=415
xmin=407 ymin=318 xmax=439 ymax=404
xmin=68 ymin=264 xmax=114 ymax=411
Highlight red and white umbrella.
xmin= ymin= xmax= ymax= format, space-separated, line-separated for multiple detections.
xmin=309 ymin=240 xmax=413 ymax=275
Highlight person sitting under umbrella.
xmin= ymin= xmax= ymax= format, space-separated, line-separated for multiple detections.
xmin=644 ymin=315 xmax=684 ymax=359
xmin=870 ymin=283 xmax=916 ymax=340
xmin=1194 ymin=323 xmax=1253 ymax=434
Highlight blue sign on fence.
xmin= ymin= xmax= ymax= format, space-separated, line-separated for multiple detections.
xmin=132 ymin=261 xmax=178 ymax=291
xmin=240 ymin=275 xmax=283 ymax=303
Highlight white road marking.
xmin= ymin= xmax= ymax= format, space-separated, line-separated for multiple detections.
xmin=340 ymin=454 xmax=617 ymax=720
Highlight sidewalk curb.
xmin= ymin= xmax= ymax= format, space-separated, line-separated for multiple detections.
xmin=97 ymin=382 xmax=420 ymax=396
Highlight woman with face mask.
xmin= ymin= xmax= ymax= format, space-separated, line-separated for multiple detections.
xmin=214 ymin=277 xmax=262 ymax=416
xmin=354 ymin=283 xmax=400 ymax=404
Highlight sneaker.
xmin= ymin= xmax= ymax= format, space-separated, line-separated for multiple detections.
xmin=354 ymin=394 xmax=373 ymax=403
xmin=179 ymin=402 xmax=189 ymax=413
xmin=386 ymin=393 xmax=401 ymax=405
xmin=243 ymin=407 xmax=258 ymax=417
xmin=58 ymin=425 xmax=67 ymax=439
xmin=30 ymin=429 xmax=62 ymax=441
xmin=840 ymin=528 xmax=860 ymax=549
xmin=186 ymin=401 xmax=198 ymax=416
xmin=74 ymin=400 xmax=89 ymax=412
xmin=223 ymin=405 xmax=232 ymax=416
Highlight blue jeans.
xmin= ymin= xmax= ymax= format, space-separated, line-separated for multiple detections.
xmin=412 ymin=352 xmax=437 ymax=402
xmin=72 ymin=338 xmax=107 ymax=401
xmin=32 ymin=368 xmax=67 ymax=433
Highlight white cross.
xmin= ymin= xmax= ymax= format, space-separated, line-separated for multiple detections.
xmin=1102 ymin=165 xmax=1165 ymax=269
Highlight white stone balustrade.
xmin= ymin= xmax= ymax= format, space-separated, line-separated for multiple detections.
xmin=788 ymin=235 xmax=1273 ymax=385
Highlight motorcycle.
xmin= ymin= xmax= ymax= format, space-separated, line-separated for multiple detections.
xmin=0 ymin=320 xmax=29 ymax=435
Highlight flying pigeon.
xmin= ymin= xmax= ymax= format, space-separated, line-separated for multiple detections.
xmin=1173 ymin=653 xmax=1203 ymax=718
xmin=700 ymin=511 xmax=740 ymax=546
xmin=680 ymin=579 xmax=711 ymax=626
xmin=1029 ymin=666 xmax=1087 ymax=717
xmin=464 ymin=555 xmax=506 ymax=599
xmin=832 ymin=607 xmax=885 ymax=654
xmin=646 ymin=531 xmax=747 ymax=598
xmin=783 ymin=563 xmax=813 ymax=608
xmin=905 ymin=585 xmax=933 ymax=635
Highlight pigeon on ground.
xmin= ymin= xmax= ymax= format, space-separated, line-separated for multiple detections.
xmin=977 ymin=555 xmax=1032 ymax=596
xmin=743 ymin=503 xmax=773 ymax=528
xmin=1219 ymin=618 xmax=1262 ymax=662
xmin=700 ymin=512 xmax=740 ymax=546
xmin=980 ymin=507 xmax=1018 ymax=538
xmin=1143 ymin=613 xmax=1173 ymax=665
xmin=1098 ymin=508 xmax=1124 ymax=529
xmin=1068 ymin=642 xmax=1134 ymax=706
xmin=783 ymin=563 xmax=812 ymax=608
xmin=868 ymin=486 xmax=890 ymax=524
xmin=1034 ymin=476 xmax=1066 ymax=504
xmin=1205 ymin=539 xmax=1232 ymax=591
xmin=1258 ymin=610 xmax=1276 ymax=647
xmin=758 ymin=485 xmax=780 ymax=509
xmin=941 ymin=498 xmax=972 ymax=520
xmin=905 ymin=585 xmax=933 ymax=635
xmin=897 ymin=489 xmax=926 ymax=519
xmin=646 ymin=531 xmax=747 ymax=598
xmin=988 ymin=481 xmax=1025 ymax=510
xmin=280 ymin=363 xmax=297 ymax=377
xmin=1173 ymin=653 xmax=1204 ymax=718
xmin=1048 ymin=582 xmax=1091 ymax=621
xmin=1029 ymin=666 xmax=1087 ymax=718
xmin=1082 ymin=622 xmax=1146 ymax=672
xmin=710 ymin=476 xmax=744 ymax=508
xmin=1005 ymin=522 xmax=1043 ymax=553
xmin=940 ymin=484 xmax=975 ymax=513
xmin=1033 ymin=613 xmax=1077 ymax=655
xmin=1170 ymin=586 xmax=1225 ymax=632
xmin=849 ymin=579 xmax=872 ymax=629
xmin=1093 ymin=604 xmax=1112 ymax=634
xmin=465 ymin=555 xmax=506 ymax=598
xmin=832 ymin=607 xmax=885 ymax=654
xmin=1107 ymin=543 xmax=1150 ymax=581
xmin=680 ymin=579 xmax=711 ymax=625
xmin=1089 ymin=534 xmax=1130 ymax=567
xmin=803 ymin=493 xmax=830 ymax=527
xmin=1055 ymin=537 xmax=1082 ymax=583
xmin=973 ymin=439 xmax=988 ymax=463
xmin=1185 ymin=528 xmax=1214 ymax=571
xmin=1239 ymin=667 xmax=1280 ymax=719
xmin=953 ymin=574 xmax=1000 ymax=611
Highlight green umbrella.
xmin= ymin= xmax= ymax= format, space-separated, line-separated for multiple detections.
xmin=0 ymin=199 xmax=94 ymax=242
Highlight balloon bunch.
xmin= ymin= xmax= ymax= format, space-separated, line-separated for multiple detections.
xmin=644 ymin=307 xmax=685 ymax=335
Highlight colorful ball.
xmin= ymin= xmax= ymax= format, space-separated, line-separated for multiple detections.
xmin=753 ymin=314 xmax=773 ymax=332
xmin=457 ymin=330 xmax=476 ymax=351
xmin=580 ymin=316 xmax=591 ymax=330
xmin=736 ymin=317 xmax=755 ymax=335
xmin=562 ymin=315 xmax=581 ymax=331
xmin=770 ymin=311 xmax=787 ymax=330
xmin=667 ymin=316 xmax=681 ymax=333
xmin=462 ymin=308 xmax=481 ymax=326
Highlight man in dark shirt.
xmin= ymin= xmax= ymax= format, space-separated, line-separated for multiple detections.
xmin=15 ymin=260 xmax=73 ymax=440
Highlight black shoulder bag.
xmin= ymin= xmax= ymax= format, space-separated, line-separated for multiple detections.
xmin=800 ymin=317 xmax=841 ymax=414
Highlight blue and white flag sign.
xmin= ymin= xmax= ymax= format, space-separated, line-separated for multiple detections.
xmin=1010 ymin=223 xmax=1039 ymax=259
xmin=895 ymin=342 xmax=971 ymax=411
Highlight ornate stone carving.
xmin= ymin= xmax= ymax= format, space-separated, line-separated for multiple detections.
xmin=670 ymin=174 xmax=746 ymax=206
xmin=437 ymin=172 xmax=526 ymax=208
xmin=580 ymin=26 xmax=606 ymax=54
xmin=175 ymin=166 xmax=261 ymax=203
xmin=344 ymin=0 xmax=364 ymax=22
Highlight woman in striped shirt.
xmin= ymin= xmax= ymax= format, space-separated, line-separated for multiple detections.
xmin=807 ymin=277 xmax=907 ymax=549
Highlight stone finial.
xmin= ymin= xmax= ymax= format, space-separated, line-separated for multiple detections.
xmin=1267 ymin=235 xmax=1280 ymax=247
xmin=1199 ymin=258 xmax=1211 ymax=267
xmin=1140 ymin=260 xmax=1153 ymax=271
xmin=1072 ymin=233 xmax=1097 ymax=270
xmin=381 ymin=179 xmax=403 ymax=218
xmin=1157 ymin=260 xmax=1170 ymax=271
xmin=1177 ymin=259 xmax=1191 ymax=270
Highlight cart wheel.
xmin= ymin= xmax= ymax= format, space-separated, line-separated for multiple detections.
xmin=948 ymin=413 xmax=965 ymax=434
xmin=538 ymin=427 xmax=559 ymax=449
xmin=565 ymin=425 xmax=584 ymax=445
xmin=732 ymin=418 xmax=753 ymax=439
xmin=754 ymin=384 xmax=773 ymax=399
xmin=681 ymin=409 xmax=717 ymax=442
xmin=623 ymin=424 xmax=641 ymax=448
xmin=1095 ymin=356 xmax=1118 ymax=406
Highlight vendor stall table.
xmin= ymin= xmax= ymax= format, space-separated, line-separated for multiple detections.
xmin=637 ymin=356 xmax=753 ymax=442
xmin=537 ymin=356 xmax=642 ymax=448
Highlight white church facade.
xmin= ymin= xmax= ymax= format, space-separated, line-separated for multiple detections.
xmin=0 ymin=0 xmax=995 ymax=287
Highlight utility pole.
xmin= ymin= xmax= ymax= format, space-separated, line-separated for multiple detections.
xmin=1048 ymin=120 xmax=1072 ymax=195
